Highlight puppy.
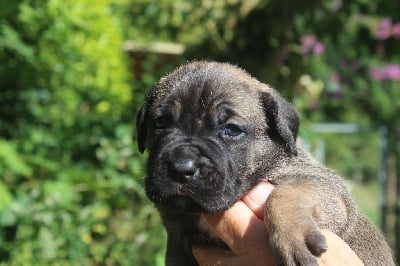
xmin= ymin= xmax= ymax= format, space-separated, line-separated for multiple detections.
xmin=136 ymin=61 xmax=394 ymax=265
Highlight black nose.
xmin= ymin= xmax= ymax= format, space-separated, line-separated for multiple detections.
xmin=168 ymin=159 xmax=199 ymax=182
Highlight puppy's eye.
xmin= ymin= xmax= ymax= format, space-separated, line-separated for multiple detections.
xmin=223 ymin=124 xmax=243 ymax=137
xmin=154 ymin=117 xmax=168 ymax=129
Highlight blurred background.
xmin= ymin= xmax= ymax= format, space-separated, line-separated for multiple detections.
xmin=0 ymin=0 xmax=399 ymax=265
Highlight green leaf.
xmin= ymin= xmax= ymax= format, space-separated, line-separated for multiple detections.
xmin=0 ymin=23 xmax=35 ymax=62
xmin=0 ymin=207 xmax=16 ymax=226
xmin=0 ymin=139 xmax=32 ymax=177
xmin=0 ymin=182 xmax=13 ymax=211
xmin=43 ymin=180 xmax=80 ymax=208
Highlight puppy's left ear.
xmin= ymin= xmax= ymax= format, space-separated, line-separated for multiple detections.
xmin=136 ymin=98 xmax=149 ymax=153
xmin=259 ymin=87 xmax=300 ymax=155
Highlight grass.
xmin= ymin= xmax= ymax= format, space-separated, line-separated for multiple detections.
xmin=350 ymin=181 xmax=381 ymax=226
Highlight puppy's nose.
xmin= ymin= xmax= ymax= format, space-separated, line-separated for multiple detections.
xmin=168 ymin=159 xmax=199 ymax=182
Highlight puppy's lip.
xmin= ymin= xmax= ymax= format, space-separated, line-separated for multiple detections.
xmin=176 ymin=184 xmax=191 ymax=196
xmin=177 ymin=190 xmax=189 ymax=196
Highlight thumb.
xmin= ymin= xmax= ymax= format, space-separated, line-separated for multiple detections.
xmin=242 ymin=181 xmax=274 ymax=220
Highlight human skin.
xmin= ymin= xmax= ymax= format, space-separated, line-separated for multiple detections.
xmin=192 ymin=181 xmax=364 ymax=266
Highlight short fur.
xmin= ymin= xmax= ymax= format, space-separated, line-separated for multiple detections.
xmin=136 ymin=61 xmax=394 ymax=266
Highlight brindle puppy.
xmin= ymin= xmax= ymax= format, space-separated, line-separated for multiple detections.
xmin=136 ymin=61 xmax=394 ymax=266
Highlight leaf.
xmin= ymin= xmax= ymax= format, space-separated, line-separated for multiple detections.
xmin=43 ymin=180 xmax=80 ymax=208
xmin=0 ymin=181 xmax=13 ymax=211
xmin=38 ymin=227 xmax=57 ymax=260
xmin=0 ymin=139 xmax=32 ymax=177
xmin=0 ymin=23 xmax=35 ymax=63
xmin=0 ymin=208 xmax=17 ymax=226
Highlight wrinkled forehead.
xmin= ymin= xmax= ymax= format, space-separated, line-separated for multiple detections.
xmin=150 ymin=64 xmax=264 ymax=121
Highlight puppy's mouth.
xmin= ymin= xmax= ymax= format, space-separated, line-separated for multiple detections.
xmin=157 ymin=183 xmax=237 ymax=214
xmin=151 ymin=182 xmax=226 ymax=213
xmin=176 ymin=184 xmax=191 ymax=196
xmin=161 ymin=184 xmax=202 ymax=212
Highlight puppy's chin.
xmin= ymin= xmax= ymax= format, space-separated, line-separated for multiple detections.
xmin=147 ymin=184 xmax=236 ymax=213
xmin=163 ymin=195 xmax=203 ymax=213
xmin=155 ymin=192 xmax=237 ymax=214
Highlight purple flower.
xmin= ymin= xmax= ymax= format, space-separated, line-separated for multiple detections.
xmin=300 ymin=34 xmax=324 ymax=55
xmin=369 ymin=67 xmax=385 ymax=80
xmin=375 ymin=18 xmax=392 ymax=40
xmin=384 ymin=64 xmax=400 ymax=80
xmin=313 ymin=42 xmax=325 ymax=55
xmin=331 ymin=0 xmax=342 ymax=12
xmin=392 ymin=23 xmax=400 ymax=39
xmin=300 ymin=34 xmax=317 ymax=54
xmin=369 ymin=64 xmax=400 ymax=81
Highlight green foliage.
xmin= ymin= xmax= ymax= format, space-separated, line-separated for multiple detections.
xmin=307 ymin=132 xmax=381 ymax=183
xmin=352 ymin=181 xmax=381 ymax=225
xmin=129 ymin=0 xmax=241 ymax=49
xmin=0 ymin=182 xmax=12 ymax=212
xmin=0 ymin=139 xmax=32 ymax=177
xmin=0 ymin=0 xmax=165 ymax=264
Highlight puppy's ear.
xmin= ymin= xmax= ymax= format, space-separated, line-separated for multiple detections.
xmin=136 ymin=99 xmax=149 ymax=153
xmin=259 ymin=87 xmax=300 ymax=155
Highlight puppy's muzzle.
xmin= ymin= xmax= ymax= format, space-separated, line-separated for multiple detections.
xmin=166 ymin=145 xmax=201 ymax=184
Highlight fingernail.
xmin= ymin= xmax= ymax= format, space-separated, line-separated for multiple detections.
xmin=245 ymin=181 xmax=274 ymax=207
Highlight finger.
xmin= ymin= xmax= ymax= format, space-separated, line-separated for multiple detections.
xmin=193 ymin=246 xmax=275 ymax=266
xmin=319 ymin=230 xmax=364 ymax=266
xmin=192 ymin=246 xmax=234 ymax=266
xmin=241 ymin=181 xmax=274 ymax=220
xmin=202 ymin=201 xmax=268 ymax=255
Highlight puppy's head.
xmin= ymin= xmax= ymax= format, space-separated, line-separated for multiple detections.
xmin=136 ymin=61 xmax=299 ymax=213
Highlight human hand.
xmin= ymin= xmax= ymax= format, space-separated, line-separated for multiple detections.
xmin=192 ymin=181 xmax=275 ymax=266
xmin=192 ymin=181 xmax=364 ymax=266
xmin=319 ymin=229 xmax=364 ymax=266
